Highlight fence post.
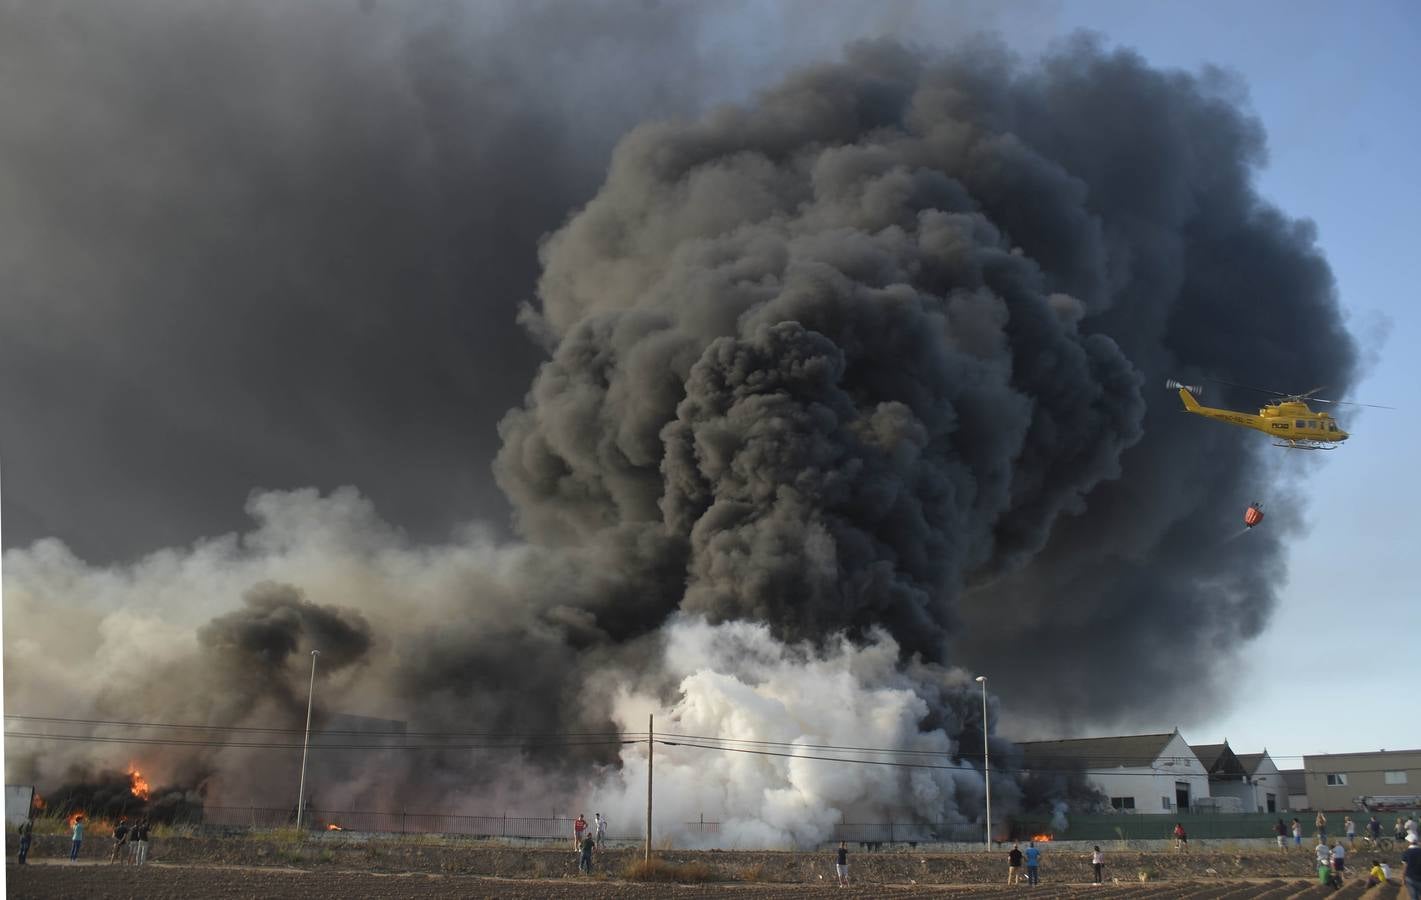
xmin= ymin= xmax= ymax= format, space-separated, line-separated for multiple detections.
xmin=889 ymin=818 xmax=894 ymax=844
xmin=502 ymin=812 xmax=506 ymax=838
xmin=401 ymin=809 xmax=406 ymax=835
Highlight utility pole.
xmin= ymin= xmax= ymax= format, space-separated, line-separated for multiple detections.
xmin=975 ymin=674 xmax=991 ymax=850
xmin=645 ymin=713 xmax=653 ymax=862
xmin=296 ymin=649 xmax=321 ymax=831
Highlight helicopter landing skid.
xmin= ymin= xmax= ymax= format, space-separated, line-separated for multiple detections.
xmin=1273 ymin=440 xmax=1337 ymax=450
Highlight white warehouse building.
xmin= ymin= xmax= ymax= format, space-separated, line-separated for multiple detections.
xmin=1018 ymin=729 xmax=1210 ymax=814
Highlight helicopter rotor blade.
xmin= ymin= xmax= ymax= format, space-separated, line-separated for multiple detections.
xmin=1205 ymin=377 xmax=1288 ymax=397
xmin=1305 ymin=398 xmax=1397 ymax=410
xmin=1197 ymin=376 xmax=1395 ymax=409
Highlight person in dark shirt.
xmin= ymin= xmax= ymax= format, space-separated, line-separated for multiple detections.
xmin=835 ymin=841 xmax=849 ymax=886
xmin=110 ymin=817 xmax=130 ymax=863
xmin=17 ymin=818 xmax=33 ymax=865
xmin=1007 ymin=843 xmax=1024 ymax=884
xmin=129 ymin=818 xmax=151 ymax=866
xmin=1402 ymin=834 xmax=1421 ymax=900
xmin=578 ymin=833 xmax=595 ymax=873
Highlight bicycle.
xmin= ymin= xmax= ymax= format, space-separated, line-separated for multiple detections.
xmin=1358 ymin=834 xmax=1394 ymax=853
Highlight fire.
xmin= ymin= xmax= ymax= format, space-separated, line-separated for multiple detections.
xmin=68 ymin=812 xmax=84 ymax=827
xmin=127 ymin=764 xmax=152 ymax=801
xmin=326 ymin=823 xmax=344 ymax=831
xmin=1032 ymin=833 xmax=1054 ymax=842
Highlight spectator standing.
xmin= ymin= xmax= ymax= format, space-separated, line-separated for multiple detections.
xmin=110 ymin=817 xmax=130 ymax=863
xmin=835 ymin=841 xmax=849 ymax=887
xmin=17 ymin=817 xmax=33 ymax=865
xmin=1404 ymin=834 xmax=1421 ymax=900
xmin=1293 ymin=818 xmax=1303 ymax=847
xmin=1007 ymin=843 xmax=1023 ymax=885
xmin=1173 ymin=822 xmax=1188 ymax=850
xmin=594 ymin=812 xmax=607 ymax=847
xmin=70 ymin=816 xmax=85 ymax=861
xmin=1274 ymin=818 xmax=1288 ymax=851
xmin=131 ymin=818 xmax=151 ymax=866
xmin=1316 ymin=811 xmax=1328 ymax=842
xmin=1371 ymin=816 xmax=1383 ymax=842
xmin=1399 ymin=818 xmax=1408 ymax=841
xmin=578 ymin=833 xmax=595 ymax=874
xmin=573 ymin=813 xmax=587 ymax=850
xmin=1332 ymin=841 xmax=1347 ymax=880
xmin=1315 ymin=840 xmax=1332 ymax=886
xmin=1345 ymin=815 xmax=1356 ymax=848
xmin=1090 ymin=845 xmax=1105 ymax=884
xmin=1025 ymin=840 xmax=1041 ymax=885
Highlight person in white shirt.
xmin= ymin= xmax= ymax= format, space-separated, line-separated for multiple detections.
xmin=1090 ymin=846 xmax=1105 ymax=884
xmin=594 ymin=812 xmax=607 ymax=847
xmin=1332 ymin=841 xmax=1347 ymax=880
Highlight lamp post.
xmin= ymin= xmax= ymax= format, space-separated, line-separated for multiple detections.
xmin=975 ymin=675 xmax=990 ymax=850
xmin=296 ymin=649 xmax=320 ymax=830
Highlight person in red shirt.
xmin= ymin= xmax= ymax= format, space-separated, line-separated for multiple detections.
xmin=573 ymin=813 xmax=587 ymax=850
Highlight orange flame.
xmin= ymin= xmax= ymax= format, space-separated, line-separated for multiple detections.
xmin=127 ymin=764 xmax=151 ymax=801
xmin=326 ymin=823 xmax=344 ymax=831
xmin=1031 ymin=833 xmax=1053 ymax=842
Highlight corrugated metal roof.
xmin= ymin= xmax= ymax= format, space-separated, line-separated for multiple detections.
xmin=1017 ymin=732 xmax=1178 ymax=769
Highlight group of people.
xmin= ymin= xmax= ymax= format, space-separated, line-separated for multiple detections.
xmin=1005 ymin=841 xmax=1045 ymax=884
xmin=1005 ymin=841 xmax=1105 ymax=885
xmin=109 ymin=816 xmax=154 ymax=865
xmin=1274 ymin=813 xmax=1418 ymax=852
xmin=14 ymin=814 xmax=153 ymax=865
xmin=571 ymin=812 xmax=607 ymax=873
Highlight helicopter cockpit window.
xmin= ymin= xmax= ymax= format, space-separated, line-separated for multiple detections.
xmin=1295 ymin=420 xmax=1306 ymax=428
xmin=1328 ymin=423 xmax=1338 ymax=432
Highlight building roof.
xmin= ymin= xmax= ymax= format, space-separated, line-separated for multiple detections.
xmin=1017 ymin=732 xmax=1179 ymax=769
xmin=1190 ymin=742 xmax=1247 ymax=778
xmin=1236 ymin=752 xmax=1269 ymax=776
xmin=1280 ymin=769 xmax=1307 ymax=795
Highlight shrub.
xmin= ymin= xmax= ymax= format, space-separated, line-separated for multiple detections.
xmin=621 ymin=857 xmax=715 ymax=883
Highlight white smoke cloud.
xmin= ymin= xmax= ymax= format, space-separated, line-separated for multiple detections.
xmin=587 ymin=617 xmax=985 ymax=848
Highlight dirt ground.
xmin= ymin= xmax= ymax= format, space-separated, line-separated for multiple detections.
xmin=7 ymin=834 xmax=1403 ymax=898
xmin=2 ymin=862 xmax=1329 ymax=900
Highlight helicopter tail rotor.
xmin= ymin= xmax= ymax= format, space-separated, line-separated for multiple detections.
xmin=1165 ymin=379 xmax=1203 ymax=396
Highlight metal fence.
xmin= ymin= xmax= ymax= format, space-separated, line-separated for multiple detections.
xmin=151 ymin=805 xmax=1357 ymax=845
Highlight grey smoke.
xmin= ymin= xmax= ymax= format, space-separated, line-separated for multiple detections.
xmin=2 ymin=4 xmax=1356 ymax=835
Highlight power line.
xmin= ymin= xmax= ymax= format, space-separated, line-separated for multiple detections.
xmin=3 ymin=732 xmax=641 ymax=752
xmin=4 ymin=714 xmax=639 ymax=739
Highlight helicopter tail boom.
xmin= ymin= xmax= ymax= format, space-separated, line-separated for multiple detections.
xmin=1176 ymin=386 xmax=1202 ymax=412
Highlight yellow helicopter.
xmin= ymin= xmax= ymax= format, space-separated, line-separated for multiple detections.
xmin=1166 ymin=379 xmax=1391 ymax=450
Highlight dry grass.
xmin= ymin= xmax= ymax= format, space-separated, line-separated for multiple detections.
xmin=620 ymin=857 xmax=717 ymax=883
xmin=737 ymin=862 xmax=771 ymax=882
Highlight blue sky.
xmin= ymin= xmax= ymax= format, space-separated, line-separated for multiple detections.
xmin=1011 ymin=0 xmax=1419 ymax=760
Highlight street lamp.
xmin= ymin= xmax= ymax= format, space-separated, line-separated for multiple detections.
xmin=975 ymin=675 xmax=991 ymax=850
xmin=296 ymin=649 xmax=321 ymax=830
